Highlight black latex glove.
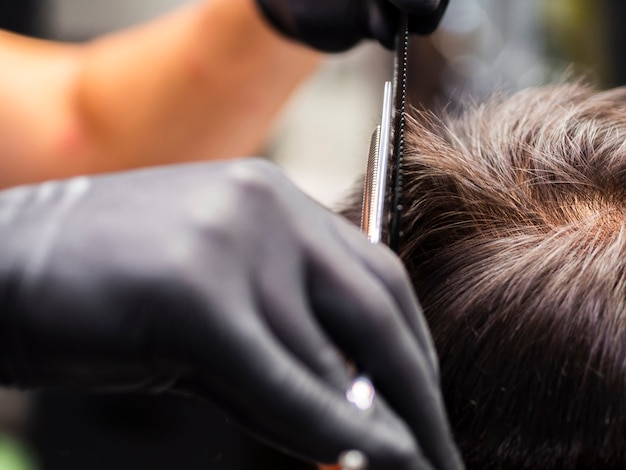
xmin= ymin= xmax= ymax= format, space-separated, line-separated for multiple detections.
xmin=0 ymin=159 xmax=462 ymax=470
xmin=255 ymin=0 xmax=449 ymax=51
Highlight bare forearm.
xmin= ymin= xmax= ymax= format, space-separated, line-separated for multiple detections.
xmin=0 ymin=0 xmax=321 ymax=187
xmin=75 ymin=0 xmax=320 ymax=174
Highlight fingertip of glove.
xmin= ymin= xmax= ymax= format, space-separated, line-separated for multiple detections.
xmin=408 ymin=17 xmax=438 ymax=35
xmin=408 ymin=0 xmax=449 ymax=35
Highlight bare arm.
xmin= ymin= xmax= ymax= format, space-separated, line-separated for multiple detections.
xmin=0 ymin=0 xmax=320 ymax=188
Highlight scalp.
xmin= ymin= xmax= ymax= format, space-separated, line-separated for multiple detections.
xmin=396 ymin=83 xmax=626 ymax=468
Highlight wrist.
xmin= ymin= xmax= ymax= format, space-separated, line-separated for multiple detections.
xmin=196 ymin=0 xmax=320 ymax=71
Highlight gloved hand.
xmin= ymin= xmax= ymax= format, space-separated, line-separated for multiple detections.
xmin=0 ymin=159 xmax=462 ymax=469
xmin=255 ymin=0 xmax=449 ymax=51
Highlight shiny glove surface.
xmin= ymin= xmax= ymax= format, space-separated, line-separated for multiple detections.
xmin=255 ymin=0 xmax=449 ymax=51
xmin=0 ymin=159 xmax=462 ymax=469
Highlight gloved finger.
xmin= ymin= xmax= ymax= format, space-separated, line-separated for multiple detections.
xmin=247 ymin=215 xmax=354 ymax=391
xmin=309 ymin=256 xmax=462 ymax=470
xmin=371 ymin=0 xmax=449 ymax=49
xmin=256 ymin=277 xmax=354 ymax=391
xmin=331 ymin=219 xmax=439 ymax=376
xmin=390 ymin=0 xmax=441 ymax=16
xmin=180 ymin=310 xmax=433 ymax=469
xmin=403 ymin=0 xmax=449 ymax=35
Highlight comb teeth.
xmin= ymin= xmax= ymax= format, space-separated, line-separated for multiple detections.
xmin=388 ymin=21 xmax=410 ymax=253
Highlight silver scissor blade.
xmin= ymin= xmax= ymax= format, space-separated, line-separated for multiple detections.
xmin=361 ymin=82 xmax=393 ymax=244
xmin=361 ymin=18 xmax=409 ymax=248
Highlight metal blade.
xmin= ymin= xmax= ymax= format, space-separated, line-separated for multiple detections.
xmin=360 ymin=82 xmax=393 ymax=244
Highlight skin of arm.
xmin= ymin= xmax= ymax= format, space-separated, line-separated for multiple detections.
xmin=0 ymin=0 xmax=321 ymax=188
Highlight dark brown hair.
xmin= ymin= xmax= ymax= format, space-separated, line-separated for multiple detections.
xmin=344 ymin=83 xmax=626 ymax=468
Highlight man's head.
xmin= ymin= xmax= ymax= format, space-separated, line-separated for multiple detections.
xmin=345 ymin=83 xmax=626 ymax=468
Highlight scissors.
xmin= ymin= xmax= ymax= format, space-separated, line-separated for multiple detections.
xmin=361 ymin=16 xmax=410 ymax=251
xmin=342 ymin=16 xmax=411 ymax=470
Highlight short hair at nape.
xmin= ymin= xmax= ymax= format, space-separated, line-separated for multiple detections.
xmin=345 ymin=83 xmax=626 ymax=469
